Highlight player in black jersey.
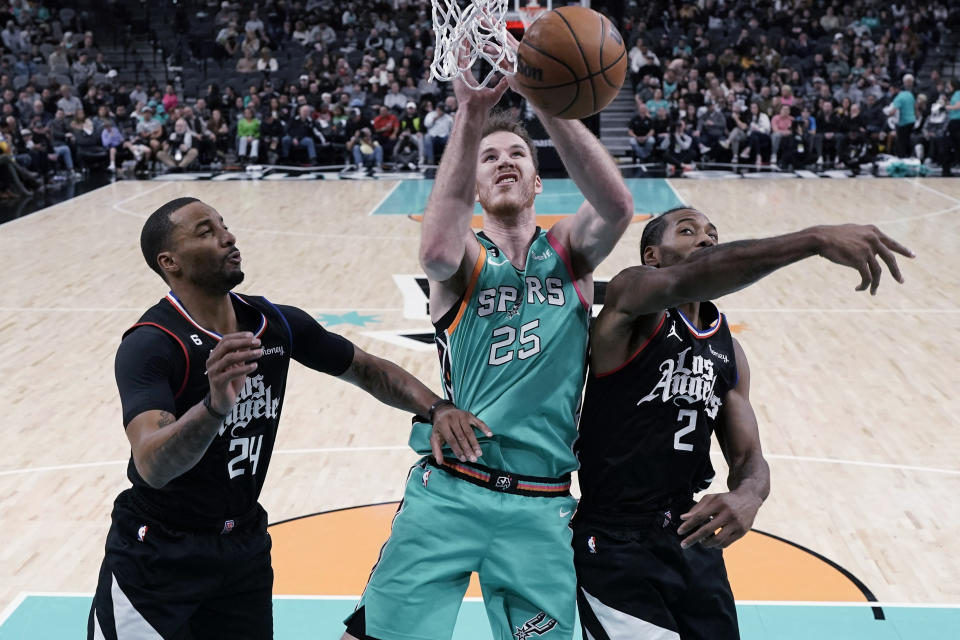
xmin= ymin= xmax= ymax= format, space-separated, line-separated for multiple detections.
xmin=88 ymin=197 xmax=489 ymax=640
xmin=574 ymin=207 xmax=914 ymax=640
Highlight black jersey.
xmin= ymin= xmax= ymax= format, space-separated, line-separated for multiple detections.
xmin=119 ymin=292 xmax=296 ymax=527
xmin=576 ymin=303 xmax=738 ymax=519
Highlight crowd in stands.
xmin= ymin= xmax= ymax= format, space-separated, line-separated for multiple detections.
xmin=619 ymin=0 xmax=960 ymax=174
xmin=0 ymin=0 xmax=958 ymax=196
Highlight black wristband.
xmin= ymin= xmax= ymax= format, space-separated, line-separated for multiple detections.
xmin=203 ymin=393 xmax=228 ymax=421
xmin=427 ymin=398 xmax=455 ymax=423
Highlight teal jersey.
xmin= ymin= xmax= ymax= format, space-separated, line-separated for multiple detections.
xmin=893 ymin=90 xmax=916 ymax=126
xmin=950 ymin=91 xmax=960 ymax=121
xmin=410 ymin=228 xmax=591 ymax=476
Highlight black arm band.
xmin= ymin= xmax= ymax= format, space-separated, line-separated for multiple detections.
xmin=203 ymin=393 xmax=228 ymax=421
xmin=428 ymin=398 xmax=455 ymax=423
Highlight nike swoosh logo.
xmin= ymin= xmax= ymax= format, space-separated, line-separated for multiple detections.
xmin=559 ymin=509 xmax=571 ymax=517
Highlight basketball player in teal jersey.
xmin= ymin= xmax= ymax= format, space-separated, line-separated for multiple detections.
xmin=342 ymin=53 xmax=634 ymax=640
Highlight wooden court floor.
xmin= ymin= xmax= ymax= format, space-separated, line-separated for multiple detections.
xmin=1 ymin=177 xmax=958 ymax=622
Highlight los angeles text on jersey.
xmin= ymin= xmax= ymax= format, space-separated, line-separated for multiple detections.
xmin=476 ymin=276 xmax=566 ymax=317
xmin=218 ymin=373 xmax=280 ymax=480
xmin=637 ymin=345 xmax=724 ymax=419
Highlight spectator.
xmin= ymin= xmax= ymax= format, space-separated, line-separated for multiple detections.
xmin=236 ymin=107 xmax=261 ymax=162
xmin=645 ymin=88 xmax=669 ymax=116
xmin=56 ymin=85 xmax=83 ymax=117
xmin=943 ymin=78 xmax=960 ymax=177
xmin=423 ymin=102 xmax=452 ymax=165
xmin=100 ymin=120 xmax=125 ymax=172
xmin=384 ymin=82 xmax=406 ymax=112
xmin=816 ymin=100 xmax=845 ymax=166
xmin=372 ymin=105 xmax=399 ymax=161
xmin=660 ymin=120 xmax=695 ymax=175
xmin=697 ymin=99 xmax=729 ymax=158
xmin=70 ymin=108 xmax=108 ymax=169
xmin=260 ymin=111 xmax=284 ymax=164
xmin=129 ymin=83 xmax=148 ymax=108
xmin=257 ymin=47 xmax=279 ymax=73
xmin=236 ymin=49 xmax=257 ymax=73
xmin=628 ymin=39 xmax=660 ymax=88
xmin=135 ymin=105 xmax=164 ymax=155
xmin=203 ymin=108 xmax=231 ymax=162
xmin=71 ymin=52 xmax=95 ymax=87
xmin=157 ymin=118 xmax=198 ymax=171
xmin=162 ymin=85 xmax=178 ymax=114
xmin=347 ymin=126 xmax=383 ymax=171
xmin=771 ymin=104 xmax=794 ymax=164
xmin=628 ymin=102 xmax=656 ymax=162
xmin=739 ymin=101 xmax=772 ymax=164
xmin=885 ymin=74 xmax=917 ymax=158
xmin=282 ymin=105 xmax=320 ymax=164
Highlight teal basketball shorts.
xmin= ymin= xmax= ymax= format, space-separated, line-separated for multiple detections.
xmin=346 ymin=458 xmax=578 ymax=640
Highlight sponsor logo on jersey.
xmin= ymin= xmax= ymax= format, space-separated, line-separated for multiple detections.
xmin=261 ymin=345 xmax=285 ymax=357
xmin=662 ymin=510 xmax=672 ymax=528
xmin=531 ymin=248 xmax=553 ymax=261
xmin=137 ymin=525 xmax=148 ymax=542
xmin=219 ymin=374 xmax=281 ymax=438
xmin=587 ymin=535 xmax=597 ymax=554
xmin=637 ymin=346 xmax=724 ymax=419
xmin=514 ymin=612 xmax=557 ymax=639
xmin=708 ymin=344 xmax=729 ymax=363
xmin=667 ymin=321 xmax=682 ymax=342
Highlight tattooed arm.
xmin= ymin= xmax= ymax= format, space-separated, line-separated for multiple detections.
xmin=118 ymin=330 xmax=262 ymax=489
xmin=338 ymin=347 xmax=492 ymax=462
xmin=125 ymin=406 xmax=227 ymax=489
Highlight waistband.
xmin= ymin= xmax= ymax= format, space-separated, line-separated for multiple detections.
xmin=429 ymin=457 xmax=571 ymax=498
xmin=573 ymin=498 xmax=696 ymax=529
xmin=122 ymin=489 xmax=265 ymax=535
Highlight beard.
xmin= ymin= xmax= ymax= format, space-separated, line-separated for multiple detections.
xmin=190 ymin=259 xmax=245 ymax=295
xmin=479 ymin=183 xmax=536 ymax=218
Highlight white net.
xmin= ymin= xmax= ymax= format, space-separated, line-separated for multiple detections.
xmin=430 ymin=0 xmax=517 ymax=89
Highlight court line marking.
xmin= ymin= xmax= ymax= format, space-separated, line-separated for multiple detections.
xmin=909 ymin=179 xmax=960 ymax=204
xmin=0 ymin=307 xmax=403 ymax=313
xmin=109 ymin=181 xmax=175 ymax=218
xmin=663 ymin=178 xmax=685 ymax=209
xmin=366 ymin=181 xmax=401 ymax=216
xmin=3 ymin=448 xmax=958 ymax=478
xmin=0 ymin=592 xmax=26 ymax=626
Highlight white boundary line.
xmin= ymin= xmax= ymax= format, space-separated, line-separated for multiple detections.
xmin=109 ymin=181 xmax=175 ymax=218
xmin=909 ymin=180 xmax=960 ymax=204
xmin=3 ymin=591 xmax=960 ymax=609
xmin=3 ymin=449 xmax=957 ymax=478
xmin=0 ymin=592 xmax=26 ymax=626
xmin=662 ymin=178 xmax=685 ymax=209
xmin=367 ymin=181 xmax=402 ymax=216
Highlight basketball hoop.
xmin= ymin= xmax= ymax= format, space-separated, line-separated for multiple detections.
xmin=430 ymin=0 xmax=517 ymax=90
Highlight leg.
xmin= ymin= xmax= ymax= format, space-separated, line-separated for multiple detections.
xmin=301 ymin=137 xmax=316 ymax=162
xmin=351 ymin=145 xmax=363 ymax=165
xmin=55 ymin=144 xmax=74 ymax=171
xmin=374 ymin=144 xmax=384 ymax=168
xmin=249 ymin=138 xmax=259 ymax=159
xmin=157 ymin=150 xmax=176 ymax=167
xmin=281 ymin=135 xmax=292 ymax=159
xmin=573 ymin=521 xmax=682 ymax=639
xmin=237 ymin=136 xmax=248 ymax=158
xmin=344 ymin=461 xmax=479 ymax=639
xmin=180 ymin=148 xmax=199 ymax=168
xmin=424 ymin=134 xmax=435 ymax=164
xmin=673 ymin=545 xmax=740 ymax=640
xmin=479 ymin=493 xmax=579 ymax=640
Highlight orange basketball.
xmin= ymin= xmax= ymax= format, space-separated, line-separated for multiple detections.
xmin=515 ymin=6 xmax=627 ymax=119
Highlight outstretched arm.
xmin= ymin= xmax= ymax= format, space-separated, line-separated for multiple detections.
xmin=338 ymin=346 xmax=492 ymax=463
xmin=501 ymin=31 xmax=633 ymax=276
xmin=419 ymin=55 xmax=508 ymax=284
xmin=605 ymin=223 xmax=914 ymax=321
xmin=677 ymin=339 xmax=770 ymax=549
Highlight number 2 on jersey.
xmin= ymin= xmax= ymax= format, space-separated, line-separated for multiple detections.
xmin=488 ymin=319 xmax=541 ymax=365
xmin=674 ymin=409 xmax=697 ymax=452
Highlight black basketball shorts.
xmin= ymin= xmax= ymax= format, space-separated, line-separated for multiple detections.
xmin=572 ymin=514 xmax=739 ymax=640
xmin=88 ymin=493 xmax=274 ymax=639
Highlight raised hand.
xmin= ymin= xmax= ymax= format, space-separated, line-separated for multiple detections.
xmin=815 ymin=224 xmax=915 ymax=295
xmin=429 ymin=404 xmax=493 ymax=463
xmin=452 ymin=36 xmax=509 ymax=109
xmin=205 ymin=332 xmax=262 ymax=414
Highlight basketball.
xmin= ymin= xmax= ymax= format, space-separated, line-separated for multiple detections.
xmin=515 ymin=6 xmax=627 ymax=119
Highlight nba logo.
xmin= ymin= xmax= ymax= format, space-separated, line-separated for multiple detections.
xmin=587 ymin=536 xmax=597 ymax=554
xmin=221 ymin=520 xmax=235 ymax=535
xmin=137 ymin=525 xmax=148 ymax=542
xmin=662 ymin=510 xmax=672 ymax=528
xmin=422 ymin=469 xmax=432 ymax=487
